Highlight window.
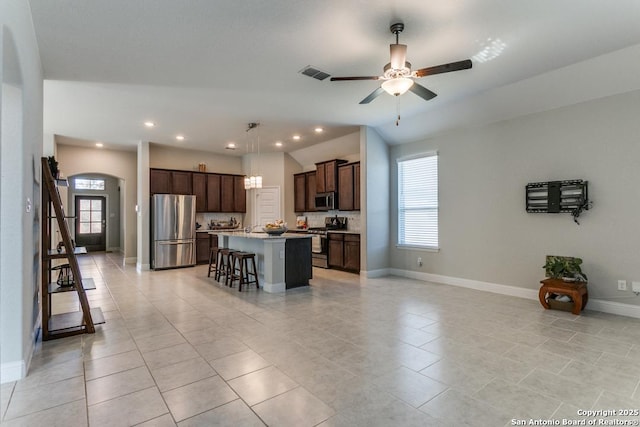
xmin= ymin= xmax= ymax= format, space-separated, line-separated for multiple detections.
xmin=398 ymin=152 xmax=438 ymax=249
xmin=74 ymin=178 xmax=105 ymax=190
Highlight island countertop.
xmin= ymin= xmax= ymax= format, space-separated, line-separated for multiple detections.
xmin=209 ymin=230 xmax=311 ymax=240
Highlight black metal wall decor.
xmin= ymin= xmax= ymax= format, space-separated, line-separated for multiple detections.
xmin=526 ymin=179 xmax=591 ymax=224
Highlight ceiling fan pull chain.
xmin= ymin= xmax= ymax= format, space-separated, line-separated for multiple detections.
xmin=396 ymin=97 xmax=401 ymax=126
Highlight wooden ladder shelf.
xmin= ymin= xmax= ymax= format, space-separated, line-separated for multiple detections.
xmin=41 ymin=157 xmax=103 ymax=340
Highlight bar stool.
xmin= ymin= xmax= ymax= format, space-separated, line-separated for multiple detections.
xmin=207 ymin=246 xmax=220 ymax=278
xmin=215 ymin=248 xmax=235 ymax=284
xmin=229 ymin=251 xmax=259 ymax=292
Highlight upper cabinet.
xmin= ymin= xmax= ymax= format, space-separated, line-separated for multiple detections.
xmin=316 ymin=159 xmax=346 ymax=193
xmin=338 ymin=161 xmax=360 ymax=211
xmin=294 ymin=171 xmax=318 ymax=213
xmin=207 ymin=174 xmax=221 ymax=212
xmin=233 ymin=175 xmax=246 ymax=213
xmin=192 ymin=173 xmax=207 ymax=212
xmin=150 ymin=168 xmax=245 ymax=213
xmin=220 ymin=175 xmax=246 ymax=213
xmin=171 ymin=171 xmax=193 ymax=195
xmin=149 ymin=169 xmax=172 ymax=194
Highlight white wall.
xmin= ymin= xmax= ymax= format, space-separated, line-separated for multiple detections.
xmin=289 ymin=132 xmax=360 ymax=170
xmin=150 ymin=143 xmax=242 ymax=173
xmin=389 ymin=89 xmax=640 ymax=305
xmin=0 ymin=0 xmax=44 ymax=383
xmin=56 ymin=144 xmax=137 ymax=261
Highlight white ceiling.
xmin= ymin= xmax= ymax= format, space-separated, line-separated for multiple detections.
xmin=29 ymin=0 xmax=640 ymax=155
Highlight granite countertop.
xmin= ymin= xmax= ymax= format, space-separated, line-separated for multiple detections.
xmin=326 ymin=230 xmax=360 ymax=235
xmin=212 ymin=230 xmax=311 ymax=240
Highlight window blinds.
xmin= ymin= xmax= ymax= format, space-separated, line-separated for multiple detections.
xmin=398 ymin=154 xmax=438 ymax=248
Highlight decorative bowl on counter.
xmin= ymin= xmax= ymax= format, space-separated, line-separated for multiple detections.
xmin=262 ymin=226 xmax=288 ymax=236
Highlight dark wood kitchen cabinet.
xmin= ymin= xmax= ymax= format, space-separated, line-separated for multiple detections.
xmin=316 ymin=159 xmax=346 ymax=193
xmin=196 ymin=233 xmax=218 ymax=264
xmin=220 ymin=175 xmax=246 ymax=213
xmin=344 ymin=234 xmax=361 ymax=271
xmin=328 ymin=232 xmax=360 ymax=273
xmin=192 ymin=173 xmax=207 ymax=212
xmin=328 ymin=233 xmax=344 ymax=268
xmin=171 ymin=171 xmax=192 ymax=194
xmin=207 ymin=174 xmax=221 ymax=212
xmin=293 ymin=171 xmax=318 ymax=213
xmin=338 ymin=161 xmax=360 ymax=211
xmin=150 ymin=169 xmax=172 ymax=194
xmin=150 ymin=168 xmax=244 ymax=212
xmin=150 ymin=169 xmax=192 ymax=195
xmin=305 ymin=171 xmax=317 ymax=212
xmin=294 ymin=173 xmax=307 ymax=213
xmin=221 ymin=175 xmax=235 ymax=212
xmin=234 ymin=175 xmax=246 ymax=212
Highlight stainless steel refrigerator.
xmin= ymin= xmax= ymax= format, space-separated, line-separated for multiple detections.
xmin=151 ymin=194 xmax=196 ymax=270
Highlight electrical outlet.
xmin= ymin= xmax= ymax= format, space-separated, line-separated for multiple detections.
xmin=417 ymin=257 xmax=423 ymax=267
xmin=618 ymin=280 xmax=627 ymax=291
xmin=632 ymin=281 xmax=640 ymax=293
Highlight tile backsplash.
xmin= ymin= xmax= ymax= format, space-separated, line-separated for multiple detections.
xmin=301 ymin=211 xmax=361 ymax=232
xmin=196 ymin=213 xmax=244 ymax=229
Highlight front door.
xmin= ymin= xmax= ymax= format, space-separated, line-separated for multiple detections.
xmin=75 ymin=196 xmax=106 ymax=251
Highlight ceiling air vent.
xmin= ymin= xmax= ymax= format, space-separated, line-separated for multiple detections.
xmin=299 ymin=66 xmax=330 ymax=81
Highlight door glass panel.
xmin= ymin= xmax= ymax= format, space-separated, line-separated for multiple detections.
xmin=77 ymin=198 xmax=104 ymax=235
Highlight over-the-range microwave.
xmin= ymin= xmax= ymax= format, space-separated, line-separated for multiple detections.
xmin=315 ymin=192 xmax=336 ymax=211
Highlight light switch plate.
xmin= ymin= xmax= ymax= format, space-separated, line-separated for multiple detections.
xmin=632 ymin=282 xmax=640 ymax=293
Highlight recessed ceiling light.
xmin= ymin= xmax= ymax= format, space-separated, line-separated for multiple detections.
xmin=176 ymin=135 xmax=185 ymax=141
xmin=144 ymin=121 xmax=155 ymax=127
xmin=314 ymin=127 xmax=324 ymax=133
xmin=226 ymin=142 xmax=236 ymax=150
xmin=95 ymin=142 xmax=104 ymax=148
xmin=275 ymin=141 xmax=283 ymax=147
xmin=292 ymin=135 xmax=301 ymax=140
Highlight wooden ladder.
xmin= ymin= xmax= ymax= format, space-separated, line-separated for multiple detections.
xmin=41 ymin=158 xmax=95 ymax=339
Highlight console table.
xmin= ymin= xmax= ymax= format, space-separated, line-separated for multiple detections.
xmin=539 ymin=278 xmax=588 ymax=315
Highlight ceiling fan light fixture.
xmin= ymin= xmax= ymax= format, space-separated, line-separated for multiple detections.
xmin=381 ymin=77 xmax=414 ymax=96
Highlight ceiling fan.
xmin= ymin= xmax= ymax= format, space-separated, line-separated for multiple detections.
xmin=331 ymin=23 xmax=472 ymax=104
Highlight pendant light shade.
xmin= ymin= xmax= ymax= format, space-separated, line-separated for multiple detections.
xmin=381 ymin=77 xmax=414 ymax=96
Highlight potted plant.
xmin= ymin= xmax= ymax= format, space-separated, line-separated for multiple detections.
xmin=543 ymin=255 xmax=587 ymax=282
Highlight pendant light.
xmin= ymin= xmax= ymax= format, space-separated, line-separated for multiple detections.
xmin=244 ymin=122 xmax=263 ymax=189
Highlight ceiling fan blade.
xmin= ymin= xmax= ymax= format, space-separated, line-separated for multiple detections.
xmin=414 ymin=59 xmax=472 ymax=78
xmin=359 ymin=87 xmax=385 ymax=104
xmin=409 ymin=83 xmax=437 ymax=101
xmin=330 ymin=76 xmax=381 ymax=81
xmin=390 ymin=44 xmax=407 ymax=70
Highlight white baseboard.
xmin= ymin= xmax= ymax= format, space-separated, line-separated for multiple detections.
xmin=136 ymin=262 xmax=150 ymax=272
xmin=388 ymin=268 xmax=640 ymax=319
xmin=1 ymin=360 xmax=26 ymax=384
xmin=262 ymin=281 xmax=286 ymax=293
xmin=124 ymin=257 xmax=137 ymax=265
xmin=363 ymin=268 xmax=391 ymax=278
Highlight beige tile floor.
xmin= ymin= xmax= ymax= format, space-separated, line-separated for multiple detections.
xmin=3 ymin=253 xmax=640 ymax=426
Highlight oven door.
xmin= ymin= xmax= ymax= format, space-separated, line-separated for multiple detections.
xmin=311 ymin=235 xmax=328 ymax=268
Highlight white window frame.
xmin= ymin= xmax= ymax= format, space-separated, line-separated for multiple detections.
xmin=397 ymin=151 xmax=439 ymax=251
xmin=74 ymin=178 xmax=105 ymax=191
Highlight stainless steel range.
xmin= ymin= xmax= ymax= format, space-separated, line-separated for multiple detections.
xmin=309 ymin=216 xmax=347 ymax=268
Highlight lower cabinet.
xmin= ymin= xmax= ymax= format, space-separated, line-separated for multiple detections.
xmin=196 ymin=233 xmax=217 ymax=264
xmin=327 ymin=232 xmax=360 ymax=272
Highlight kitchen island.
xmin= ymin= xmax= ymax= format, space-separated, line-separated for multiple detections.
xmin=211 ymin=231 xmax=312 ymax=293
